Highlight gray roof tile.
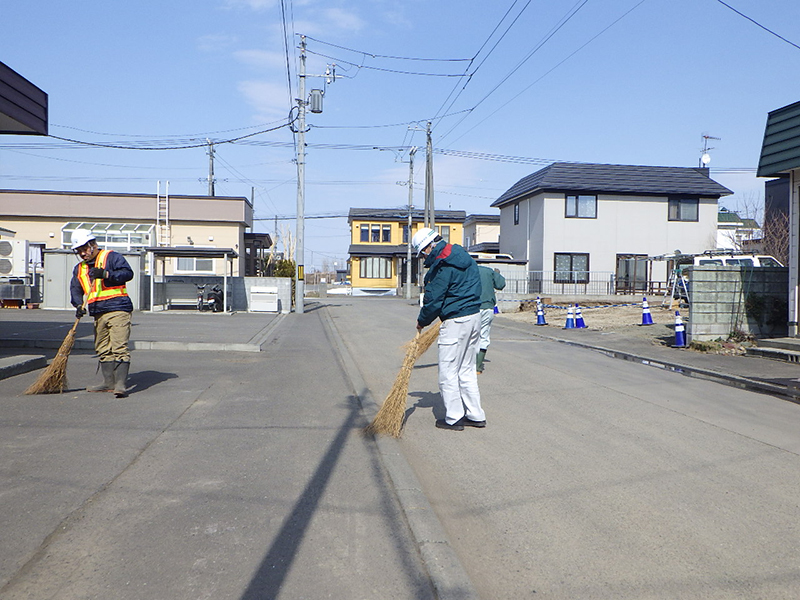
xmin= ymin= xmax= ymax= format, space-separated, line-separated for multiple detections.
xmin=492 ymin=162 xmax=733 ymax=207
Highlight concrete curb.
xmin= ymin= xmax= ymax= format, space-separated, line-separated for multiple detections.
xmin=131 ymin=341 xmax=261 ymax=352
xmin=496 ymin=321 xmax=800 ymax=404
xmin=0 ymin=355 xmax=47 ymax=381
xmin=0 ymin=339 xmax=261 ymax=353
xmin=320 ymin=308 xmax=481 ymax=600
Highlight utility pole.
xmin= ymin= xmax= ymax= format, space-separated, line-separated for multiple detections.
xmin=406 ymin=147 xmax=417 ymax=299
xmin=207 ymin=139 xmax=215 ymax=196
xmin=424 ymin=121 xmax=435 ymax=231
xmin=292 ymin=35 xmax=338 ymax=314
xmin=295 ymin=36 xmax=308 ymax=313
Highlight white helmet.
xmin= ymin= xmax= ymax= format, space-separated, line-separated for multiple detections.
xmin=71 ymin=229 xmax=96 ymax=250
xmin=411 ymin=227 xmax=438 ymax=256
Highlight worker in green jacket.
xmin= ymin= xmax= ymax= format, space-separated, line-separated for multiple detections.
xmin=413 ymin=227 xmax=485 ymax=431
xmin=476 ymin=265 xmax=506 ymax=373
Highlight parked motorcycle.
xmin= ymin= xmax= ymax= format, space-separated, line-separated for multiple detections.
xmin=195 ymin=284 xmax=207 ymax=312
xmin=195 ymin=284 xmax=223 ymax=312
xmin=207 ymin=284 xmax=224 ymax=313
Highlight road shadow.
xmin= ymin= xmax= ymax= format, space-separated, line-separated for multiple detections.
xmin=405 ymin=390 xmax=443 ymax=426
xmin=126 ymin=370 xmax=179 ymax=393
xmin=239 ymin=397 xmax=360 ymax=600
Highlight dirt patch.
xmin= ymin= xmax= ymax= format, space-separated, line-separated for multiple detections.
xmin=499 ymin=299 xmax=747 ymax=355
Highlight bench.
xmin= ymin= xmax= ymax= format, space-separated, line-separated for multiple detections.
xmin=165 ymin=281 xmax=201 ymax=309
xmin=249 ymin=286 xmax=279 ymax=312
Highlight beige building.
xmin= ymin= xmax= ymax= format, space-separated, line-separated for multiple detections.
xmin=0 ymin=189 xmax=252 ymax=276
xmin=463 ymin=213 xmax=500 ymax=253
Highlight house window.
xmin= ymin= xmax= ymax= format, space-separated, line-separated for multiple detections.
xmin=360 ymin=224 xmax=369 ymax=242
xmin=403 ymin=225 xmax=410 ymax=244
xmin=438 ymin=225 xmax=450 ymax=242
xmin=359 ymin=256 xmax=392 ymax=279
xmin=513 ymin=203 xmax=520 ymax=225
xmin=382 ymin=224 xmax=392 ymax=243
xmin=554 ymin=253 xmax=589 ymax=284
xmin=176 ymin=248 xmax=214 ymax=273
xmin=668 ymin=197 xmax=699 ymax=221
xmin=371 ymin=224 xmax=381 ymax=242
xmin=566 ymin=195 xmax=597 ymax=218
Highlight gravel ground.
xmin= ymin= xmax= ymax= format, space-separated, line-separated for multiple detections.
xmin=499 ymin=299 xmax=749 ymax=355
xmin=500 ymin=299 xmax=687 ymax=347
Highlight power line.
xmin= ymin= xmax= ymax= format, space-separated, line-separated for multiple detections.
xmin=714 ymin=0 xmax=800 ymax=51
xmin=442 ymin=0 xmax=649 ymax=147
xmin=301 ymin=35 xmax=471 ymax=62
xmin=430 ymin=0 xmax=533 ymax=128
xmin=311 ymin=109 xmax=471 ymax=129
xmin=46 ymin=119 xmax=297 ymax=151
xmin=438 ymin=0 xmax=591 ymax=144
xmin=304 ymin=48 xmax=466 ymax=77
xmin=280 ymin=0 xmax=295 ymax=106
xmin=49 ymin=119 xmax=289 ymax=139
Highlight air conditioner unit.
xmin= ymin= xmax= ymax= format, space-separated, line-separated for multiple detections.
xmin=0 ymin=239 xmax=29 ymax=277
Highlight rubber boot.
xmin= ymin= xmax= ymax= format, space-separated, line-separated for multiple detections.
xmin=476 ymin=349 xmax=487 ymax=374
xmin=87 ymin=361 xmax=115 ymax=392
xmin=113 ymin=361 xmax=130 ymax=398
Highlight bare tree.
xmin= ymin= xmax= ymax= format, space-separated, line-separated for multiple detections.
xmin=762 ymin=210 xmax=790 ymax=266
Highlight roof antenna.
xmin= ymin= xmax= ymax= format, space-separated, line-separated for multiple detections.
xmin=699 ymin=133 xmax=720 ymax=168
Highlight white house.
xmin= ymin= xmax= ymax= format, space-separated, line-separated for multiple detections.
xmin=491 ymin=162 xmax=732 ymax=293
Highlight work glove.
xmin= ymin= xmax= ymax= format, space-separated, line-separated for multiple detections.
xmin=75 ymin=306 xmax=86 ymax=319
xmin=88 ymin=267 xmax=105 ymax=280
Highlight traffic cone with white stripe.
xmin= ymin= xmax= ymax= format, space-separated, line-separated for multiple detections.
xmin=535 ymin=297 xmax=547 ymax=326
xmin=564 ymin=305 xmax=576 ymax=329
xmin=673 ymin=310 xmax=687 ymax=348
xmin=640 ymin=297 xmax=654 ymax=326
xmin=574 ymin=304 xmax=587 ymax=328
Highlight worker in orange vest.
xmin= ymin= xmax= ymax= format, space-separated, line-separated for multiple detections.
xmin=69 ymin=229 xmax=134 ymax=397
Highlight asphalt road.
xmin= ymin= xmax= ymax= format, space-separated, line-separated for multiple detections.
xmin=328 ymin=298 xmax=800 ymax=600
xmin=0 ymin=307 xmax=436 ymax=600
xmin=2 ymin=298 xmax=799 ymax=599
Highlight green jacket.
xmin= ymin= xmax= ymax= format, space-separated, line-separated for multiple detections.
xmin=478 ymin=265 xmax=506 ymax=309
xmin=417 ymin=241 xmax=481 ymax=328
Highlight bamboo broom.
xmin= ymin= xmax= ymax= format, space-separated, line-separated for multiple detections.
xmin=24 ymin=301 xmax=86 ymax=395
xmin=364 ymin=321 xmax=441 ymax=438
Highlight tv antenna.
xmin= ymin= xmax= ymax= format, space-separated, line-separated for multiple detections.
xmin=699 ymin=134 xmax=721 ymax=167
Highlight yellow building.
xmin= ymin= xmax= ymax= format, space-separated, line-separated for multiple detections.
xmin=347 ymin=208 xmax=466 ymax=295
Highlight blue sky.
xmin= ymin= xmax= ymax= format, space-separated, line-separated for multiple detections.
xmin=2 ymin=0 xmax=799 ymax=269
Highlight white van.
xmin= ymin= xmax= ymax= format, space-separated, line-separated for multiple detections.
xmin=693 ymin=253 xmax=783 ymax=267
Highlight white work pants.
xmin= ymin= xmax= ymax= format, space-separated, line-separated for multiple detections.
xmin=438 ymin=312 xmax=484 ymax=425
xmin=479 ymin=307 xmax=495 ymax=350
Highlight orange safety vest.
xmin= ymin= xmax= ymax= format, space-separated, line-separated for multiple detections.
xmin=77 ymin=249 xmax=129 ymax=305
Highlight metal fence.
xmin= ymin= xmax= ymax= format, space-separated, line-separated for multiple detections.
xmin=499 ymin=271 xmax=618 ymax=297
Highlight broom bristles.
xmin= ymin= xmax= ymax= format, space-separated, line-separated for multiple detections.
xmin=364 ymin=322 xmax=440 ymax=438
xmin=24 ymin=319 xmax=79 ymax=395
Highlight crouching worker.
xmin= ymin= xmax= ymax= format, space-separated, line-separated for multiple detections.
xmin=69 ymin=229 xmax=134 ymax=398
xmin=413 ymin=227 xmax=486 ymax=431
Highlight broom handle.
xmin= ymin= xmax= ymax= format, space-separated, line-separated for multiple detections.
xmin=70 ymin=297 xmax=89 ymax=334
